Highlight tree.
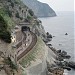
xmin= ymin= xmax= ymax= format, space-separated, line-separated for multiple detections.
xmin=0 ymin=15 xmax=7 ymax=30
xmin=0 ymin=15 xmax=11 ymax=43
xmin=0 ymin=30 xmax=11 ymax=43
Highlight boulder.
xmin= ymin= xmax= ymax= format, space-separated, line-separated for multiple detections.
xmin=61 ymin=51 xmax=67 ymax=56
xmin=62 ymin=66 xmax=71 ymax=71
xmin=65 ymin=33 xmax=68 ymax=35
xmin=57 ymin=50 xmax=61 ymax=53
xmin=68 ymin=61 xmax=75 ymax=69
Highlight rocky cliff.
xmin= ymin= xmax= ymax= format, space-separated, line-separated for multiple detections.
xmin=0 ymin=0 xmax=47 ymax=40
xmin=22 ymin=0 xmax=56 ymax=17
xmin=0 ymin=0 xmax=56 ymax=75
xmin=19 ymin=37 xmax=56 ymax=75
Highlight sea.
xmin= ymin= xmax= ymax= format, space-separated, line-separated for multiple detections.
xmin=39 ymin=11 xmax=75 ymax=75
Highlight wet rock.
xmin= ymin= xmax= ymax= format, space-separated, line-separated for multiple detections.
xmin=46 ymin=32 xmax=52 ymax=38
xmin=57 ymin=50 xmax=61 ymax=53
xmin=43 ymin=40 xmax=49 ymax=43
xmin=68 ymin=61 xmax=75 ymax=69
xmin=53 ymin=36 xmax=55 ymax=37
xmin=61 ymin=51 xmax=67 ymax=56
xmin=56 ymin=56 xmax=64 ymax=61
xmin=47 ymin=44 xmax=52 ymax=46
xmin=47 ymin=38 xmax=52 ymax=41
xmin=64 ymin=55 xmax=71 ymax=59
xmin=59 ymin=44 xmax=62 ymax=46
xmin=49 ymin=47 xmax=57 ymax=53
xmin=47 ymin=34 xmax=52 ymax=38
xmin=63 ymin=66 xmax=71 ymax=71
xmin=65 ymin=33 xmax=68 ymax=35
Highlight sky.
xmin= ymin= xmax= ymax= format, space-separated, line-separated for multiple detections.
xmin=38 ymin=0 xmax=74 ymax=11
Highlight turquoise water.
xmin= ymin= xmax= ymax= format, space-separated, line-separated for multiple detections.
xmin=39 ymin=12 xmax=75 ymax=75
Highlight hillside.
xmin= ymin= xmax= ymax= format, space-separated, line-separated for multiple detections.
xmin=22 ymin=0 xmax=56 ymax=17
xmin=0 ymin=0 xmax=34 ymax=25
xmin=0 ymin=0 xmax=47 ymax=41
xmin=0 ymin=0 xmax=56 ymax=75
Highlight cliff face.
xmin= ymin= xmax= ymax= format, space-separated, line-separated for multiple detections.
xmin=20 ymin=37 xmax=56 ymax=75
xmin=0 ymin=0 xmax=47 ymax=40
xmin=22 ymin=0 xmax=56 ymax=17
xmin=0 ymin=0 xmax=56 ymax=75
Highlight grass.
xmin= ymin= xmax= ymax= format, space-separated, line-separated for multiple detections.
xmin=19 ymin=37 xmax=46 ymax=68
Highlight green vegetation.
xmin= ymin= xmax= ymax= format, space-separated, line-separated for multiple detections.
xmin=0 ymin=8 xmax=15 ymax=29
xmin=7 ymin=0 xmax=14 ymax=7
xmin=0 ymin=30 xmax=11 ymax=43
xmin=19 ymin=37 xmax=45 ymax=68
xmin=0 ymin=52 xmax=18 ymax=73
xmin=5 ymin=7 xmax=12 ymax=17
xmin=19 ymin=6 xmax=21 ymax=10
xmin=0 ymin=15 xmax=11 ymax=43
xmin=4 ymin=57 xmax=18 ymax=71
xmin=11 ymin=2 xmax=14 ymax=8
xmin=15 ymin=0 xmax=21 ymax=4
xmin=15 ymin=12 xmax=20 ymax=18
xmin=28 ymin=9 xmax=34 ymax=16
xmin=27 ymin=15 xmax=32 ymax=22
xmin=20 ymin=17 xmax=23 ymax=20
xmin=7 ymin=0 xmax=11 ymax=2
xmin=24 ymin=18 xmax=29 ymax=22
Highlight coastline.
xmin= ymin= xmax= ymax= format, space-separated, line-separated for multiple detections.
xmin=44 ymin=32 xmax=75 ymax=75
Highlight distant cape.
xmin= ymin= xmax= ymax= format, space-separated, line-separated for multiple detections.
xmin=22 ymin=0 xmax=56 ymax=17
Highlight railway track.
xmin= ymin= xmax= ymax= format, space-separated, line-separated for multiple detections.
xmin=17 ymin=31 xmax=37 ymax=61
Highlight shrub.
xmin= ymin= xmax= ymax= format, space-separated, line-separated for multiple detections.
xmin=19 ymin=6 xmax=21 ymax=10
xmin=4 ymin=57 xmax=18 ymax=71
xmin=0 ymin=30 xmax=11 ymax=43
xmin=27 ymin=15 xmax=32 ymax=20
xmin=0 ymin=15 xmax=11 ymax=43
xmin=5 ymin=8 xmax=12 ymax=17
xmin=7 ymin=57 xmax=18 ymax=70
xmin=15 ymin=12 xmax=20 ymax=18
xmin=15 ymin=1 xmax=18 ymax=4
xmin=0 ymin=15 xmax=7 ymax=30
xmin=11 ymin=2 xmax=14 ymax=8
xmin=28 ymin=9 xmax=34 ymax=16
xmin=8 ymin=10 xmax=12 ymax=17
xmin=8 ymin=0 xmax=11 ymax=2
xmin=24 ymin=18 xmax=29 ymax=22
xmin=20 ymin=17 xmax=23 ymax=20
xmin=8 ymin=0 xmax=14 ymax=8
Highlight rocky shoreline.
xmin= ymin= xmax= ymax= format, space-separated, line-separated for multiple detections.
xmin=44 ymin=32 xmax=75 ymax=75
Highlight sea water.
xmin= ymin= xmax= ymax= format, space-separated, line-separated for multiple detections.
xmin=39 ymin=11 xmax=75 ymax=75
